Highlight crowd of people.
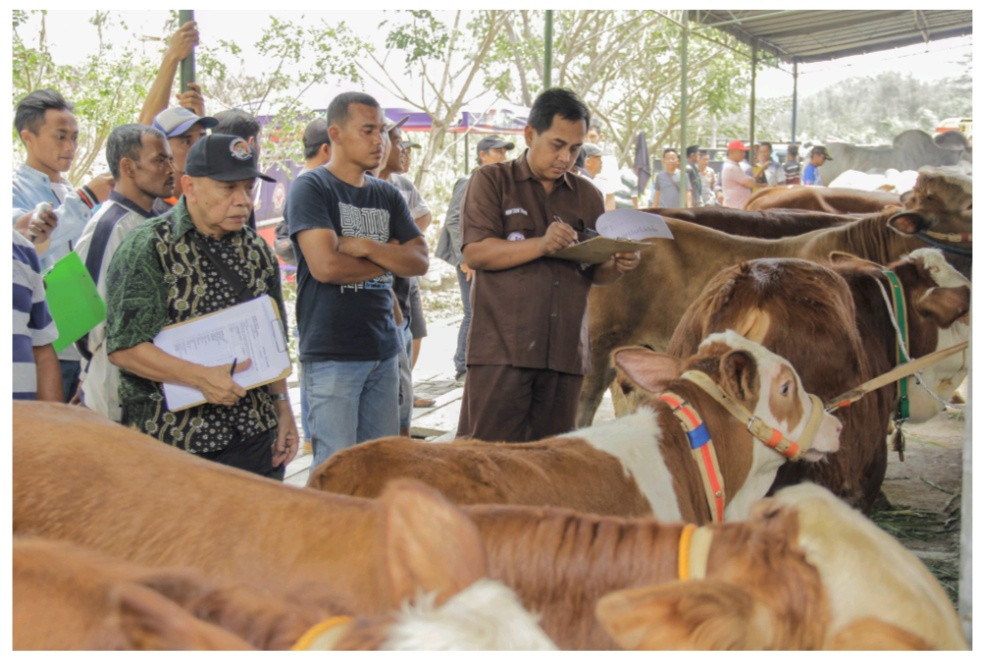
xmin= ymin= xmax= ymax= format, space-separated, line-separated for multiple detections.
xmin=13 ymin=21 xmax=645 ymax=483
xmin=15 ymin=22 xmax=843 ymax=482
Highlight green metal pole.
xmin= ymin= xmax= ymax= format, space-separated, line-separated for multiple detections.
xmin=544 ymin=10 xmax=553 ymax=89
xmin=178 ymin=10 xmax=195 ymax=93
xmin=749 ymin=40 xmax=757 ymax=160
xmin=791 ymin=61 xmax=799 ymax=144
xmin=680 ymin=11 xmax=689 ymax=198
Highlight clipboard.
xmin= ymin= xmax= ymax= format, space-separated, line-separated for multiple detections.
xmin=548 ymin=237 xmax=651 ymax=264
xmin=43 ymin=250 xmax=106 ymax=354
xmin=152 ymin=295 xmax=292 ymax=411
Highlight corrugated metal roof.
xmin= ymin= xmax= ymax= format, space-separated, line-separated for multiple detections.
xmin=691 ymin=10 xmax=972 ymax=63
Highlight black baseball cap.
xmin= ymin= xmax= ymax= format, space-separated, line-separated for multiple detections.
xmin=184 ymin=134 xmax=274 ymax=182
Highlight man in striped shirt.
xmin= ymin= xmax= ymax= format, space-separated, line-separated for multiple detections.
xmin=12 ymin=230 xmax=62 ymax=401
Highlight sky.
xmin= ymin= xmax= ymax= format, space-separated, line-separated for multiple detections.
xmin=15 ymin=8 xmax=975 ymax=107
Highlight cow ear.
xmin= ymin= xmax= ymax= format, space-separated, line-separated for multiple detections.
xmin=827 ymin=617 xmax=934 ymax=650
xmin=111 ymin=582 xmax=253 ymax=650
xmin=378 ymin=478 xmax=487 ymax=608
xmin=887 ymin=210 xmax=927 ymax=235
xmin=612 ymin=346 xmax=682 ymax=395
xmin=828 ymin=251 xmax=882 ymax=271
xmin=718 ymin=349 xmax=758 ymax=403
xmin=914 ymin=285 xmax=970 ymax=328
xmin=596 ymin=580 xmax=775 ymax=650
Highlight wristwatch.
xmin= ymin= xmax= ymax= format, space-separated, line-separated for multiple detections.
xmin=270 ymin=393 xmax=290 ymax=403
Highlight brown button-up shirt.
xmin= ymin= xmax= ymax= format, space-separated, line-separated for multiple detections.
xmin=460 ymin=152 xmax=605 ymax=375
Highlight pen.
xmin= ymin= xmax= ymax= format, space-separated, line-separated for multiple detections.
xmin=229 ymin=358 xmax=238 ymax=376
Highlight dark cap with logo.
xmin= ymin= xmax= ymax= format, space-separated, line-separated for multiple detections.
xmin=184 ymin=134 xmax=275 ymax=182
xmin=477 ymin=134 xmax=515 ymax=156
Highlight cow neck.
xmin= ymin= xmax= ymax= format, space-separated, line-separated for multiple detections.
xmin=473 ymin=506 xmax=683 ymax=618
xmin=657 ymin=389 xmax=727 ymax=523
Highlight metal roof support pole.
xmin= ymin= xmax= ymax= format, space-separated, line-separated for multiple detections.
xmin=749 ymin=40 xmax=757 ymax=159
xmin=680 ymin=10 xmax=689 ymax=198
xmin=544 ymin=10 xmax=553 ymax=89
xmin=464 ymin=132 xmax=470 ymax=174
xmin=791 ymin=60 xmax=799 ymax=144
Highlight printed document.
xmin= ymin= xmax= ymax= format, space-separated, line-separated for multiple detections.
xmin=153 ymin=295 xmax=291 ymax=411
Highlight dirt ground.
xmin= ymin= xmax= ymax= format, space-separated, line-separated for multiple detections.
xmin=873 ymin=399 xmax=967 ymax=608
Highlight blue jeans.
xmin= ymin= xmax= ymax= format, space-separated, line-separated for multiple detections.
xmin=453 ymin=264 xmax=472 ymax=377
xmin=59 ymin=359 xmax=80 ymax=403
xmin=302 ymin=355 xmax=400 ymax=471
xmin=397 ymin=319 xmax=414 ymax=431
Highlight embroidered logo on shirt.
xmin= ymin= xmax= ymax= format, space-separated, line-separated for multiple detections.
xmin=505 ymin=207 xmax=529 ymax=216
xmin=507 ymin=231 xmax=526 ymax=241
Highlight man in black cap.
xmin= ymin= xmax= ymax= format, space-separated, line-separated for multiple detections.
xmin=435 ymin=134 xmax=513 ymax=382
xmin=104 ymin=133 xmax=298 ymax=480
xmin=802 ymin=145 xmax=833 ymax=186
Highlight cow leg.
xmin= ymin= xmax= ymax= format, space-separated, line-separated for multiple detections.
xmin=577 ymin=359 xmax=615 ymax=427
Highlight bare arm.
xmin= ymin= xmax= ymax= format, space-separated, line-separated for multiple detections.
xmin=109 ymin=342 xmax=252 ymax=406
xmin=337 ymin=235 xmax=429 ymax=278
xmin=463 ymin=221 xmax=577 ymax=271
xmin=296 ymin=227 xmax=390 ymax=285
xmin=33 ymin=344 xmax=64 ymax=402
xmin=267 ymin=378 xmax=298 ymax=467
xmin=138 ymin=21 xmax=200 ymax=124
xmin=414 ymin=212 xmax=432 ymax=233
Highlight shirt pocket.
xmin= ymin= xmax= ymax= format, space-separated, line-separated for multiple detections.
xmin=502 ymin=210 xmax=537 ymax=242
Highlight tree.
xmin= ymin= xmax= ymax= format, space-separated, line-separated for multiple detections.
xmin=11 ymin=10 xmax=165 ymax=183
xmin=481 ymin=10 xmax=752 ymax=166
xmin=796 ymin=71 xmax=973 ymax=145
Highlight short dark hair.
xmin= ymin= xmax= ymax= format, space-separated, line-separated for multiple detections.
xmin=787 ymin=144 xmax=799 ymax=157
xmin=528 ymin=88 xmax=590 ymax=134
xmin=759 ymin=141 xmax=773 ymax=151
xmin=662 ymin=147 xmax=679 ymax=158
xmin=105 ymin=124 xmax=167 ymax=180
xmin=213 ymin=109 xmax=261 ymax=141
xmin=327 ymin=91 xmax=380 ymax=129
xmin=15 ymin=88 xmax=73 ymax=134
xmin=685 ymin=145 xmax=699 ymax=158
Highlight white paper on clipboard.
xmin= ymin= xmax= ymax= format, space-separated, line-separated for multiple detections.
xmin=153 ymin=295 xmax=291 ymax=411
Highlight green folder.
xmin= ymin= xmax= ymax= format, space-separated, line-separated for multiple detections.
xmin=43 ymin=251 xmax=106 ymax=354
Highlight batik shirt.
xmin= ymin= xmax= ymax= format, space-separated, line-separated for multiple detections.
xmin=105 ymin=197 xmax=286 ymax=454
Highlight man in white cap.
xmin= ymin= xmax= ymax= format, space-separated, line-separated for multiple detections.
xmin=580 ymin=142 xmax=616 ymax=210
xmin=105 ymin=133 xmax=297 ymax=479
xmin=720 ymin=139 xmax=757 ymax=209
xmin=151 ymin=106 xmax=218 ymax=203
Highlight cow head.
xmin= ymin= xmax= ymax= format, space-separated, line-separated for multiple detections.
xmin=888 ymin=167 xmax=972 ymax=239
xmin=894 ymin=249 xmax=970 ymax=420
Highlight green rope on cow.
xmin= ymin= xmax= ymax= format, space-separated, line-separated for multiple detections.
xmin=883 ymin=269 xmax=910 ymax=422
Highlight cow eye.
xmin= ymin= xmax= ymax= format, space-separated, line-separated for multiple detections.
xmin=780 ymin=380 xmax=791 ymax=396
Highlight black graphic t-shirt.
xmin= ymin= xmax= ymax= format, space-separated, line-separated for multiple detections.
xmin=285 ymin=168 xmax=420 ymax=361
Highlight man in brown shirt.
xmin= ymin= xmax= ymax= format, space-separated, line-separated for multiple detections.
xmin=458 ymin=88 xmax=640 ymax=441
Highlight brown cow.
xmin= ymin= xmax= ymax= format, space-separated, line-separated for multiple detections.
xmin=665 ymin=250 xmax=970 ymax=511
xmin=648 ymin=206 xmax=859 ymax=238
xmin=745 ymin=185 xmax=901 ymax=213
xmin=594 ymin=483 xmax=966 ymax=650
xmin=578 ymin=167 xmax=971 ymax=427
xmin=13 ymin=484 xmax=556 ymax=651
xmin=307 ymin=332 xmax=841 ymax=523
xmin=12 ymin=403 xmax=964 ymax=650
